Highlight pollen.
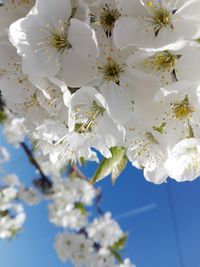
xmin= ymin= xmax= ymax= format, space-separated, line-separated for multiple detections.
xmin=51 ymin=30 xmax=71 ymax=53
xmin=144 ymin=4 xmax=174 ymax=37
xmin=153 ymin=8 xmax=173 ymax=36
xmin=75 ymin=100 xmax=105 ymax=133
xmin=91 ymin=4 xmax=121 ymax=36
xmin=155 ymin=8 xmax=170 ymax=24
xmin=98 ymin=57 xmax=124 ymax=85
xmin=172 ymin=95 xmax=195 ymax=120
xmin=131 ymin=131 xmax=159 ymax=160
xmin=38 ymin=21 xmax=72 ymax=55
xmin=144 ymin=51 xmax=181 ymax=75
xmin=147 ymin=2 xmax=153 ymax=8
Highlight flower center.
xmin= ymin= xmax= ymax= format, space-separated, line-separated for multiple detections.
xmin=38 ymin=21 xmax=72 ymax=55
xmin=171 ymin=95 xmax=195 ymax=120
xmin=154 ymin=8 xmax=171 ymax=25
xmin=146 ymin=2 xmax=174 ymax=37
xmin=144 ymin=51 xmax=181 ymax=75
xmin=75 ymin=100 xmax=105 ymax=133
xmin=99 ymin=57 xmax=124 ymax=85
xmin=50 ymin=30 xmax=71 ymax=53
xmin=91 ymin=4 xmax=121 ymax=36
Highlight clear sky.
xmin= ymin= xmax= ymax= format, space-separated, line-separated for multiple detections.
xmin=1 ymin=129 xmax=200 ymax=267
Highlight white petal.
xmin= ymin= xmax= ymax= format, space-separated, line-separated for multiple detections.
xmin=68 ymin=18 xmax=99 ymax=58
xmin=117 ymin=0 xmax=146 ymax=17
xmin=60 ymin=50 xmax=97 ymax=87
xmin=144 ymin=166 xmax=168 ymax=184
xmin=36 ymin=0 xmax=72 ymax=23
xmin=165 ymin=138 xmax=200 ymax=181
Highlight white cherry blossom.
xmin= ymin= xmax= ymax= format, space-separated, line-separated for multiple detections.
xmin=87 ymin=212 xmax=124 ymax=248
xmin=68 ymin=86 xmax=125 ymax=157
xmin=114 ymin=0 xmax=200 ymax=50
xmin=9 ymin=0 xmax=99 ymax=86
xmin=128 ymin=46 xmax=200 ymax=86
xmin=89 ymin=0 xmax=121 ymax=37
xmin=165 ymin=138 xmax=200 ymax=181
xmin=125 ymin=121 xmax=167 ymax=184
xmin=154 ymin=81 xmax=200 ymax=147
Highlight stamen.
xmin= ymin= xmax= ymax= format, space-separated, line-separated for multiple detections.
xmin=171 ymin=95 xmax=195 ymax=120
xmin=144 ymin=3 xmax=174 ymax=37
xmin=38 ymin=21 xmax=71 ymax=55
xmin=98 ymin=57 xmax=124 ymax=85
xmin=144 ymin=51 xmax=181 ymax=77
xmin=131 ymin=132 xmax=159 ymax=160
xmin=75 ymin=100 xmax=105 ymax=133
xmin=91 ymin=4 xmax=121 ymax=36
xmin=50 ymin=31 xmax=71 ymax=53
xmin=145 ymin=132 xmax=159 ymax=145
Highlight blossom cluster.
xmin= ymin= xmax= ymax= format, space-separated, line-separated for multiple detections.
xmin=0 ymin=175 xmax=25 ymax=238
xmin=0 ymin=149 xmax=40 ymax=238
xmin=52 ymin=177 xmax=133 ymax=267
xmin=0 ymin=117 xmax=135 ymax=266
xmin=1 ymin=0 xmax=200 ymax=184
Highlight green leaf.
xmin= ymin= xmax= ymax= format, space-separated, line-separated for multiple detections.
xmin=111 ymin=155 xmax=128 ymax=185
xmin=0 ymin=111 xmax=7 ymax=123
xmin=111 ymin=234 xmax=128 ymax=251
xmin=9 ymin=228 xmax=21 ymax=240
xmin=109 ymin=248 xmax=123 ymax=263
xmin=79 ymin=156 xmax=86 ymax=165
xmin=196 ymin=38 xmax=200 ymax=43
xmin=31 ymin=139 xmax=38 ymax=152
xmin=153 ymin=122 xmax=166 ymax=134
xmin=90 ymin=146 xmax=126 ymax=185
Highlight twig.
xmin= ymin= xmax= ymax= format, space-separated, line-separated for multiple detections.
xmin=71 ymin=165 xmax=88 ymax=181
xmin=20 ymin=142 xmax=47 ymax=179
xmin=21 ymin=143 xmax=104 ymax=214
xmin=20 ymin=142 xmax=52 ymax=193
xmin=95 ymin=188 xmax=104 ymax=216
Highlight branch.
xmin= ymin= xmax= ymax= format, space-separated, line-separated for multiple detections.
xmin=21 ymin=142 xmax=103 ymax=213
xmin=71 ymin=165 xmax=88 ymax=181
xmin=95 ymin=188 xmax=104 ymax=216
xmin=20 ymin=142 xmax=52 ymax=192
xmin=20 ymin=142 xmax=46 ymax=179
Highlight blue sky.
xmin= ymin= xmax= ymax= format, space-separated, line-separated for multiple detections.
xmin=1 ymin=129 xmax=200 ymax=267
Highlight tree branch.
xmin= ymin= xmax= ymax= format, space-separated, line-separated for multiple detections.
xmin=20 ymin=142 xmax=52 ymax=192
xmin=21 ymin=142 xmax=103 ymax=214
xmin=20 ymin=142 xmax=47 ymax=179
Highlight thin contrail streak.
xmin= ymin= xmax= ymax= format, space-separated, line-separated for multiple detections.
xmin=115 ymin=203 xmax=157 ymax=220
